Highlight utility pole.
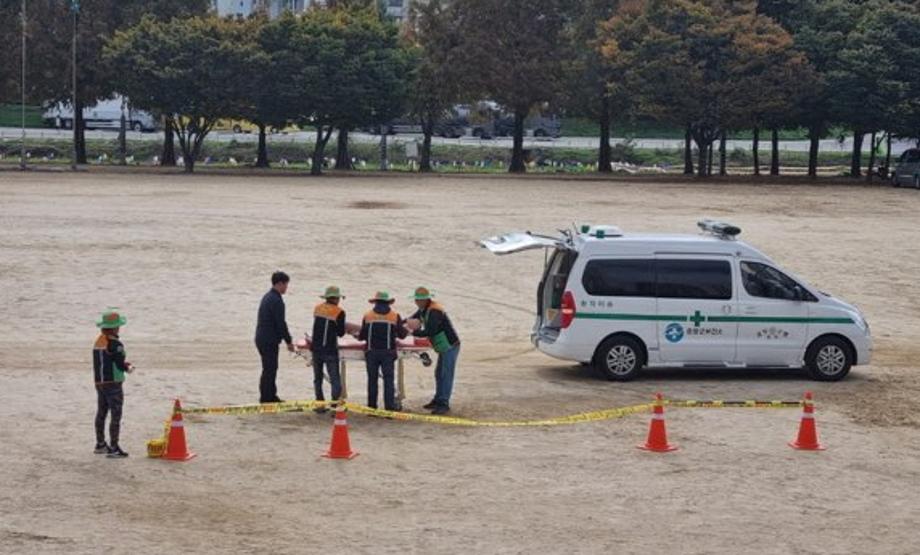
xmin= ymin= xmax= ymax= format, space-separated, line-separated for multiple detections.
xmin=71 ymin=0 xmax=79 ymax=171
xmin=20 ymin=0 xmax=26 ymax=170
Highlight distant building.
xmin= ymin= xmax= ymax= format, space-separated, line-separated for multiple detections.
xmin=213 ymin=0 xmax=409 ymax=20
xmin=384 ymin=0 xmax=408 ymax=21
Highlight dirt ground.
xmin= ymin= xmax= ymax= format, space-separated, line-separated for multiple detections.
xmin=1 ymin=170 xmax=919 ymax=554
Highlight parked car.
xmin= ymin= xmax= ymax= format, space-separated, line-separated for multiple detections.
xmin=892 ymin=148 xmax=920 ymax=188
xmin=43 ymin=96 xmax=157 ymax=132
xmin=365 ymin=116 xmax=465 ymax=138
xmin=493 ymin=115 xmax=562 ymax=138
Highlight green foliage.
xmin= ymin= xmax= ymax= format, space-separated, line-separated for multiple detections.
xmin=259 ymin=7 xmax=409 ymax=174
xmin=457 ymin=0 xmax=569 ymax=172
xmin=105 ymin=16 xmax=259 ymax=172
xmin=404 ymin=0 xmax=467 ymax=170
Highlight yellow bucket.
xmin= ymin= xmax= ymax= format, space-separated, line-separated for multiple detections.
xmin=146 ymin=438 xmax=166 ymax=458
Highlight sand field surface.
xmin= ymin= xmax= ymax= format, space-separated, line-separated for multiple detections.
xmin=1 ymin=170 xmax=919 ymax=554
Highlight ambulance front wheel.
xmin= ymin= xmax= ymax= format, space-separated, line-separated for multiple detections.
xmin=594 ymin=336 xmax=645 ymax=381
xmin=804 ymin=336 xmax=853 ymax=381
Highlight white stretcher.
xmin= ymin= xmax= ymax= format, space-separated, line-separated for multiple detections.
xmin=293 ymin=335 xmax=433 ymax=406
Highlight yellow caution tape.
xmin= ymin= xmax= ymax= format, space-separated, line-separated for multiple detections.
xmin=669 ymin=400 xmax=801 ymax=409
xmin=175 ymin=398 xmax=802 ymax=428
xmin=345 ymin=402 xmax=656 ymax=427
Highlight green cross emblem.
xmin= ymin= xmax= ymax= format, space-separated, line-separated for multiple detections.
xmin=690 ymin=310 xmax=705 ymax=327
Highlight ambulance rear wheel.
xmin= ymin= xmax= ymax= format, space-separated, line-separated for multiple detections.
xmin=805 ymin=336 xmax=853 ymax=381
xmin=594 ymin=336 xmax=644 ymax=381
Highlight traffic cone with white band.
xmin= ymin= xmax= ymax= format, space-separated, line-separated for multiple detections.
xmin=789 ymin=391 xmax=825 ymax=451
xmin=638 ymin=393 xmax=678 ymax=452
xmin=323 ymin=404 xmax=358 ymax=459
xmin=163 ymin=398 xmax=197 ymax=461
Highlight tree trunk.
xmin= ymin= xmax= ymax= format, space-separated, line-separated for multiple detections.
xmin=866 ymin=131 xmax=878 ymax=183
xmin=509 ymin=110 xmax=527 ymax=173
xmin=684 ymin=125 xmax=694 ymax=175
xmin=884 ymin=132 xmax=892 ymax=178
xmin=161 ymin=117 xmax=176 ymax=166
xmin=807 ymin=127 xmax=820 ymax=179
xmin=850 ymin=130 xmax=863 ymax=178
xmin=311 ymin=126 xmax=329 ymax=176
xmin=335 ymin=127 xmax=350 ymax=170
xmin=752 ymin=127 xmax=760 ymax=176
xmin=719 ymin=132 xmax=727 ymax=176
xmin=378 ymin=126 xmax=388 ymax=171
xmin=597 ymin=97 xmax=612 ymax=173
xmin=118 ymin=110 xmax=127 ymax=166
xmin=420 ymin=119 xmax=433 ymax=173
xmin=770 ymin=128 xmax=780 ymax=176
xmin=255 ymin=123 xmax=270 ymax=168
xmin=73 ymin=96 xmax=86 ymax=165
xmin=696 ymin=139 xmax=708 ymax=178
xmin=181 ymin=140 xmax=195 ymax=173
xmin=707 ymin=139 xmax=714 ymax=176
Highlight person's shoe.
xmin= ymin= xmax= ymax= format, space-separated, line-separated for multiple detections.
xmin=94 ymin=442 xmax=110 ymax=454
xmin=106 ymin=445 xmax=129 ymax=458
xmin=431 ymin=405 xmax=450 ymax=415
xmin=422 ymin=399 xmax=438 ymax=409
xmin=271 ymin=397 xmax=284 ymax=403
xmin=313 ymin=406 xmax=329 ymax=414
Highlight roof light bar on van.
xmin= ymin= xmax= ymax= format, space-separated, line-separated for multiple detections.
xmin=697 ymin=219 xmax=741 ymax=239
xmin=578 ymin=224 xmax=623 ymax=238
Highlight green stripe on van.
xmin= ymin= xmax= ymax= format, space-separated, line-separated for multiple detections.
xmin=574 ymin=312 xmax=853 ymax=325
xmin=706 ymin=315 xmax=854 ymax=324
xmin=575 ymin=313 xmax=688 ymax=322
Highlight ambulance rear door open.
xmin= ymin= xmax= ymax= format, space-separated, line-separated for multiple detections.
xmin=479 ymin=232 xmax=576 ymax=338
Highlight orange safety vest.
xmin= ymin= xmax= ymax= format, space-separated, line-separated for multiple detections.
xmin=363 ymin=309 xmax=400 ymax=351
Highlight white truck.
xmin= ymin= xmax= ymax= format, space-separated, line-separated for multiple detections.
xmin=43 ymin=96 xmax=157 ymax=132
xmin=480 ymin=220 xmax=872 ymax=381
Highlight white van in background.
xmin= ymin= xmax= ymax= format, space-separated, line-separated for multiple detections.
xmin=43 ymin=96 xmax=157 ymax=132
xmin=480 ymin=220 xmax=872 ymax=381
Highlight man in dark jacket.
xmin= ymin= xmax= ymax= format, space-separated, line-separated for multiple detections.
xmin=359 ymin=291 xmax=407 ymax=411
xmin=407 ymin=287 xmax=460 ymax=415
xmin=255 ymin=271 xmax=294 ymax=403
xmin=311 ymin=285 xmax=347 ymax=413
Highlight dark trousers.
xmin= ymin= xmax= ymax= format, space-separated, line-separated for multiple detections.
xmin=366 ymin=350 xmax=397 ymax=410
xmin=95 ymin=383 xmax=124 ymax=446
xmin=312 ymin=352 xmax=342 ymax=402
xmin=257 ymin=341 xmax=280 ymax=402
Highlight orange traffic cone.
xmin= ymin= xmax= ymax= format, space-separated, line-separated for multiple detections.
xmin=789 ymin=391 xmax=825 ymax=451
xmin=323 ymin=404 xmax=358 ymax=460
xmin=638 ymin=393 xmax=678 ymax=452
xmin=163 ymin=398 xmax=197 ymax=461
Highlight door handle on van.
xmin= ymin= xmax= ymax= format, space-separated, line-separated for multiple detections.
xmin=742 ymin=305 xmax=757 ymax=315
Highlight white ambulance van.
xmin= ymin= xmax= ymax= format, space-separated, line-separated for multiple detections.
xmin=480 ymin=220 xmax=871 ymax=381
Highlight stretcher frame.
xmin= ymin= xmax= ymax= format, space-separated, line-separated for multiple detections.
xmin=293 ymin=337 xmax=432 ymax=406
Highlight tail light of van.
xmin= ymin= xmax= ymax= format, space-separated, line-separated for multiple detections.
xmin=560 ymin=291 xmax=576 ymax=329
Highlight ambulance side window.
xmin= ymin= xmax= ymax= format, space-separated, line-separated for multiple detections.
xmin=740 ymin=261 xmax=817 ymax=302
xmin=656 ymin=259 xmax=732 ymax=300
xmin=582 ymin=259 xmax=655 ymax=297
